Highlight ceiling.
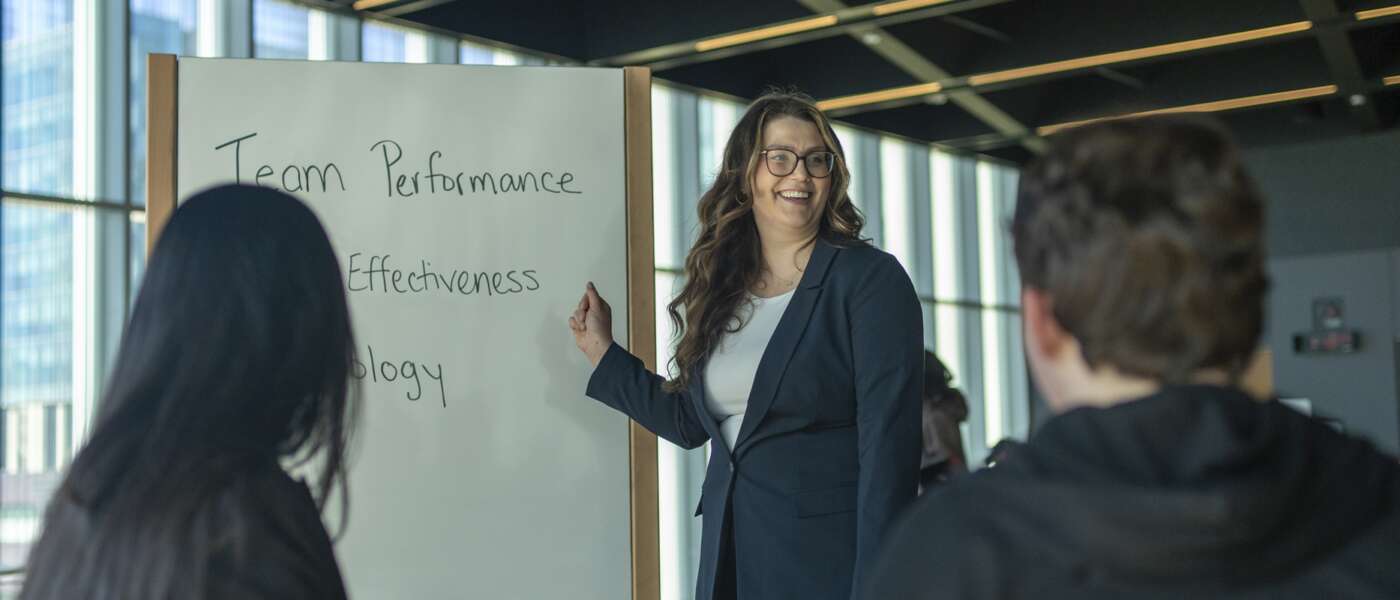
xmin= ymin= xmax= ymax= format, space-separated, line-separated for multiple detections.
xmin=340 ymin=0 xmax=1400 ymax=163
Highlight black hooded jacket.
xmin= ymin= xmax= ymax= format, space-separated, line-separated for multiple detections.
xmin=862 ymin=385 xmax=1400 ymax=599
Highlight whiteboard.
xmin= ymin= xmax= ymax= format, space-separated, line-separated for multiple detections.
xmin=174 ymin=58 xmax=633 ymax=600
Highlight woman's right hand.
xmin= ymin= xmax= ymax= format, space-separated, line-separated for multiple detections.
xmin=568 ymin=282 xmax=614 ymax=368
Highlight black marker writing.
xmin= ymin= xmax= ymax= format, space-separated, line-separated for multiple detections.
xmin=347 ymin=252 xmax=540 ymax=298
xmin=370 ymin=139 xmax=581 ymax=198
xmin=353 ymin=344 xmax=447 ymax=408
xmin=215 ymin=132 xmax=347 ymax=193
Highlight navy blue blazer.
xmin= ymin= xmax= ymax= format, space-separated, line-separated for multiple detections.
xmin=586 ymin=239 xmax=923 ymax=600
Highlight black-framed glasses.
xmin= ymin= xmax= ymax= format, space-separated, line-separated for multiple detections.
xmin=761 ymin=149 xmax=837 ymax=179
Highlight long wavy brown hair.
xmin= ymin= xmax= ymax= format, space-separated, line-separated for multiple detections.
xmin=665 ymin=91 xmax=865 ymax=392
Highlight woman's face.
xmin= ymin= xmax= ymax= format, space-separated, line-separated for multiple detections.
xmin=750 ymin=116 xmax=832 ymax=241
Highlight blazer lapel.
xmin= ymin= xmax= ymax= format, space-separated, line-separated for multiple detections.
xmin=731 ymin=240 xmax=838 ymax=455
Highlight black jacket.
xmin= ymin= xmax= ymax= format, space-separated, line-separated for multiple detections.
xmin=587 ymin=239 xmax=923 ymax=600
xmin=20 ymin=462 xmax=347 ymax=600
xmin=863 ymin=385 xmax=1400 ymax=599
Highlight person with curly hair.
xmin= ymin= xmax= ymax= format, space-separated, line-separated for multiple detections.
xmin=569 ymin=90 xmax=922 ymax=600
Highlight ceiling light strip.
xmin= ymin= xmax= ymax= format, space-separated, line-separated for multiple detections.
xmin=872 ymin=0 xmax=955 ymax=17
xmin=968 ymin=21 xmax=1313 ymax=87
xmin=694 ymin=15 xmax=840 ymax=52
xmin=1356 ymin=5 xmax=1400 ymax=20
xmin=351 ymin=0 xmax=398 ymax=10
xmin=1384 ymin=74 xmax=1400 ymax=85
xmin=1036 ymin=85 xmax=1339 ymax=136
xmin=817 ymin=82 xmax=944 ymax=112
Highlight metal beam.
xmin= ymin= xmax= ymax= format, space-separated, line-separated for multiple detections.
xmin=1093 ymin=67 xmax=1147 ymax=90
xmin=799 ymin=0 xmax=1045 ymax=153
xmin=938 ymin=131 xmax=1024 ymax=152
xmin=939 ymin=14 xmax=1011 ymax=44
xmin=592 ymin=0 xmax=1010 ymax=69
xmin=1300 ymin=0 xmax=1381 ymax=130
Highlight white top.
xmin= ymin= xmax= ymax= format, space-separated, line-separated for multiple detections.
xmin=703 ymin=288 xmax=796 ymax=449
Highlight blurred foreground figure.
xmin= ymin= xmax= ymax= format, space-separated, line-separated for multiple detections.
xmin=862 ymin=116 xmax=1400 ymax=600
xmin=21 ymin=185 xmax=357 ymax=600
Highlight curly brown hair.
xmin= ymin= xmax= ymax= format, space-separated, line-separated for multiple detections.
xmin=1012 ymin=115 xmax=1270 ymax=383
xmin=664 ymin=91 xmax=865 ymax=391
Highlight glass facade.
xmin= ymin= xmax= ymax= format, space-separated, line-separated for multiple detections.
xmin=2 ymin=0 xmax=78 ymax=575
xmin=253 ymin=0 xmax=308 ymax=60
xmin=130 ymin=0 xmax=197 ymax=206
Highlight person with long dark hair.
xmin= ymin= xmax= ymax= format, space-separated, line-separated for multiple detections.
xmin=862 ymin=116 xmax=1400 ymax=599
xmin=569 ymin=90 xmax=922 ymax=600
xmin=20 ymin=184 xmax=358 ymax=600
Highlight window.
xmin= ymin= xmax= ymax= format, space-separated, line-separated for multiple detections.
xmin=130 ymin=0 xmax=197 ymax=206
xmin=42 ymin=405 xmax=56 ymax=471
xmin=2 ymin=0 xmax=82 ymax=570
xmin=3 ymin=0 xmax=75 ymax=199
xmin=880 ymin=136 xmax=914 ymax=273
xmin=653 ymin=85 xmax=696 ymax=600
xmin=362 ymin=21 xmax=428 ymax=63
xmin=461 ymin=39 xmax=537 ymax=66
xmin=927 ymin=149 xmax=1028 ymax=465
xmin=253 ymin=0 xmax=309 ymax=60
xmin=0 ymin=407 xmax=7 ymax=471
xmin=4 ymin=0 xmax=165 ymax=573
xmin=460 ymin=40 xmax=494 ymax=65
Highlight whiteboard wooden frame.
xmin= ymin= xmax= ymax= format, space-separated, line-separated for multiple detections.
xmin=146 ymin=55 xmax=659 ymax=600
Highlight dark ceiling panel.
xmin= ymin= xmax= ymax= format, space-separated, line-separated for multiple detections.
xmin=1372 ymin=85 xmax=1400 ymax=125
xmin=876 ymin=15 xmax=993 ymax=76
xmin=976 ymin=145 xmax=1034 ymax=164
xmin=883 ymin=0 xmax=1308 ymax=76
xmin=397 ymin=0 xmax=587 ymax=58
xmin=656 ymin=35 xmax=921 ymax=99
xmin=1339 ymin=0 xmax=1400 ymax=11
xmin=578 ymin=0 xmax=815 ymax=59
xmin=393 ymin=0 xmax=1400 ymax=163
xmin=840 ymin=101 xmax=997 ymax=142
xmin=1349 ymin=22 xmax=1400 ymax=78
xmin=1220 ymin=96 xmax=1375 ymax=147
xmin=399 ymin=0 xmax=811 ymax=60
xmin=980 ymin=37 xmax=1332 ymax=126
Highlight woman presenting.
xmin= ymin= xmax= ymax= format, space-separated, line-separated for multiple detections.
xmin=569 ymin=91 xmax=922 ymax=600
